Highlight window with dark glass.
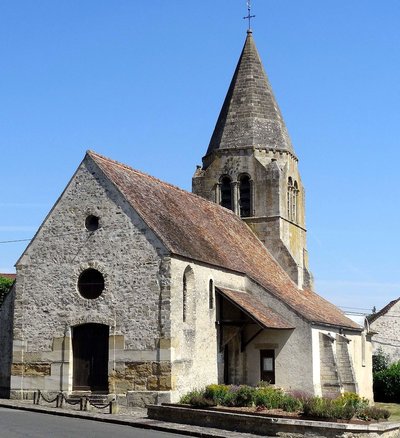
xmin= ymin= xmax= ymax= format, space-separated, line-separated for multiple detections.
xmin=239 ymin=175 xmax=251 ymax=217
xmin=220 ymin=176 xmax=233 ymax=211
xmin=209 ymin=279 xmax=214 ymax=309
xmin=78 ymin=268 xmax=104 ymax=299
xmin=85 ymin=215 xmax=99 ymax=231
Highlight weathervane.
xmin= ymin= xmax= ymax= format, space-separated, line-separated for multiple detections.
xmin=243 ymin=0 xmax=256 ymax=30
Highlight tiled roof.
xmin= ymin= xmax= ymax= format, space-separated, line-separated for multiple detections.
xmin=206 ymin=30 xmax=294 ymax=158
xmin=367 ymin=298 xmax=400 ymax=324
xmin=0 ymin=273 xmax=16 ymax=280
xmin=89 ymin=150 xmax=359 ymax=330
xmin=217 ymin=287 xmax=294 ymax=330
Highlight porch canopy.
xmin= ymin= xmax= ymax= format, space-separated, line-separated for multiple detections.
xmin=216 ymin=287 xmax=294 ymax=330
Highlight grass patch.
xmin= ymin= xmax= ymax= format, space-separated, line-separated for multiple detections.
xmin=375 ymin=403 xmax=400 ymax=422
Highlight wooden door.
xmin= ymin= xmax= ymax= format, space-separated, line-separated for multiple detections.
xmin=72 ymin=324 xmax=109 ymax=392
xmin=260 ymin=349 xmax=275 ymax=384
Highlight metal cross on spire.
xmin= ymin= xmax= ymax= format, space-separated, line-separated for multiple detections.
xmin=243 ymin=0 xmax=256 ymax=30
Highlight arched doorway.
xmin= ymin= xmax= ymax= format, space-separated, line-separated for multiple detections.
xmin=72 ymin=323 xmax=109 ymax=392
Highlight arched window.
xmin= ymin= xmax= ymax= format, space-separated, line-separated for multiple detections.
xmin=183 ymin=274 xmax=187 ymax=322
xmin=287 ymin=177 xmax=293 ymax=219
xmin=292 ymin=181 xmax=298 ymax=223
xmin=239 ymin=174 xmax=251 ymax=218
xmin=209 ymin=279 xmax=214 ymax=310
xmin=220 ymin=176 xmax=233 ymax=211
xmin=287 ymin=178 xmax=298 ymax=222
xmin=183 ymin=266 xmax=194 ymax=322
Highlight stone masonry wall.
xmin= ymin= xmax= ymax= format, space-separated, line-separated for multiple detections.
xmin=11 ymin=156 xmax=172 ymax=398
xmin=370 ymin=300 xmax=400 ymax=364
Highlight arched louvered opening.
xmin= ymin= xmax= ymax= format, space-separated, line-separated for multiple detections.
xmin=239 ymin=174 xmax=251 ymax=217
xmin=287 ymin=178 xmax=299 ymax=222
xmin=220 ymin=176 xmax=233 ymax=211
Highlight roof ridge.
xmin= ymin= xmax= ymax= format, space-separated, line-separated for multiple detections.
xmin=87 ymin=149 xmax=241 ymax=218
xmin=368 ymin=297 xmax=400 ymax=323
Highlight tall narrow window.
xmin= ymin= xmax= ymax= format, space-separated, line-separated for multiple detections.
xmin=287 ymin=178 xmax=298 ymax=223
xmin=183 ymin=274 xmax=187 ymax=322
xmin=287 ymin=177 xmax=293 ymax=219
xmin=293 ymin=181 xmax=298 ymax=223
xmin=239 ymin=174 xmax=251 ymax=217
xmin=220 ymin=176 xmax=233 ymax=211
xmin=209 ymin=279 xmax=214 ymax=309
xmin=182 ymin=266 xmax=194 ymax=323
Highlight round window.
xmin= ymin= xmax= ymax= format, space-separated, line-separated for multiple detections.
xmin=78 ymin=268 xmax=104 ymax=299
xmin=85 ymin=215 xmax=99 ymax=231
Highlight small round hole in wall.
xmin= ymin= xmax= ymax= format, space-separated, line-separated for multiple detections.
xmin=78 ymin=268 xmax=104 ymax=299
xmin=85 ymin=215 xmax=99 ymax=231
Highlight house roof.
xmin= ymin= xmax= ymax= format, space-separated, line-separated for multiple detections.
xmin=0 ymin=273 xmax=16 ymax=280
xmin=217 ymin=287 xmax=294 ymax=330
xmin=89 ymin=150 xmax=359 ymax=330
xmin=367 ymin=298 xmax=400 ymax=324
xmin=205 ymin=30 xmax=295 ymax=160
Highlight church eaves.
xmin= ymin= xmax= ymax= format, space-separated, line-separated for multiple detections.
xmin=206 ymin=30 xmax=295 ymax=158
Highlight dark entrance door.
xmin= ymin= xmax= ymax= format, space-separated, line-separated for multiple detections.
xmin=72 ymin=323 xmax=109 ymax=392
xmin=260 ymin=349 xmax=275 ymax=384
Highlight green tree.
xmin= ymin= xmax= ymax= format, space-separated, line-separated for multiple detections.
xmin=0 ymin=276 xmax=14 ymax=305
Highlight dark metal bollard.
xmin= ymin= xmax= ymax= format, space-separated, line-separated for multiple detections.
xmin=80 ymin=397 xmax=84 ymax=411
xmin=59 ymin=393 xmax=64 ymax=408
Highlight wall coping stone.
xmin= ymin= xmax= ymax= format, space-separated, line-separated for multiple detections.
xmin=147 ymin=404 xmax=400 ymax=437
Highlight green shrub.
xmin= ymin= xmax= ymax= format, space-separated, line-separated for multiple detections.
xmin=357 ymin=406 xmax=391 ymax=421
xmin=253 ymin=386 xmax=285 ymax=409
xmin=280 ymin=395 xmax=303 ymax=412
xmin=204 ymin=384 xmax=229 ymax=405
xmin=339 ymin=392 xmax=369 ymax=410
xmin=373 ymin=348 xmax=389 ymax=373
xmin=374 ymin=361 xmax=400 ymax=402
xmin=302 ymin=397 xmax=357 ymax=420
xmin=233 ymin=385 xmax=255 ymax=407
xmin=180 ymin=389 xmax=205 ymax=405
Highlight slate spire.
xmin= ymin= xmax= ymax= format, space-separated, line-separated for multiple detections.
xmin=206 ymin=30 xmax=295 ymax=156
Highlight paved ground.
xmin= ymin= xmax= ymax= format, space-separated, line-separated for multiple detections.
xmin=0 ymin=408 xmax=183 ymax=438
xmin=0 ymin=399 xmax=261 ymax=438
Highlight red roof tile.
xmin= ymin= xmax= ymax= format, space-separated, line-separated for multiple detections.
xmin=0 ymin=273 xmax=16 ymax=280
xmin=217 ymin=287 xmax=294 ymax=330
xmin=89 ymin=150 xmax=360 ymax=330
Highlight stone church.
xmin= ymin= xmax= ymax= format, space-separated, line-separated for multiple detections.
xmin=0 ymin=30 xmax=373 ymax=405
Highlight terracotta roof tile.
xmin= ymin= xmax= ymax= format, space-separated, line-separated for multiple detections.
xmin=0 ymin=273 xmax=16 ymax=280
xmin=89 ymin=150 xmax=359 ymax=330
xmin=367 ymin=298 xmax=400 ymax=324
xmin=217 ymin=287 xmax=294 ymax=330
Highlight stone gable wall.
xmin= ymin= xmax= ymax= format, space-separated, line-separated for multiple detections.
xmin=11 ymin=157 xmax=172 ymax=397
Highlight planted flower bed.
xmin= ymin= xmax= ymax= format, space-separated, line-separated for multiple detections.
xmin=179 ymin=384 xmax=391 ymax=423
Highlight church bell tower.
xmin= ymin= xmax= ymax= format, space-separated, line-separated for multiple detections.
xmin=192 ymin=30 xmax=313 ymax=290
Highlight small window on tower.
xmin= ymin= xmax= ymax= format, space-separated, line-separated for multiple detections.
xmin=220 ymin=176 xmax=233 ymax=211
xmin=239 ymin=174 xmax=251 ymax=217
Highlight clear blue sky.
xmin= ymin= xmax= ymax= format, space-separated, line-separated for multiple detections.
xmin=1 ymin=1 xmax=399 ymax=314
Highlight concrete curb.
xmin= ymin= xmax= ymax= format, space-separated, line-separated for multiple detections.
xmin=0 ymin=401 xmax=253 ymax=438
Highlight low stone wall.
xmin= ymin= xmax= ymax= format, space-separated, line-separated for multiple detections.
xmin=147 ymin=404 xmax=400 ymax=438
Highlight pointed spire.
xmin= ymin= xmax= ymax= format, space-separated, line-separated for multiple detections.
xmin=206 ymin=31 xmax=295 ymax=156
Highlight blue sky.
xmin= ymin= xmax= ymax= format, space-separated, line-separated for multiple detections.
xmin=1 ymin=1 xmax=399 ymax=314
